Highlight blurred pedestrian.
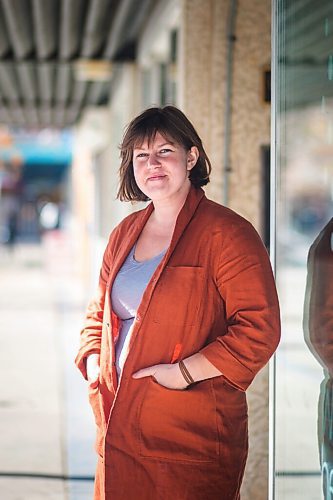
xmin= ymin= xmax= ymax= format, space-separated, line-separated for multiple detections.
xmin=76 ymin=106 xmax=280 ymax=500
xmin=0 ymin=163 xmax=22 ymax=247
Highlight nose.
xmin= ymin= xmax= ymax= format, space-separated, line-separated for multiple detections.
xmin=147 ymin=152 xmax=161 ymax=168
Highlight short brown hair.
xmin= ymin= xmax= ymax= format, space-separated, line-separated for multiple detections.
xmin=117 ymin=106 xmax=211 ymax=202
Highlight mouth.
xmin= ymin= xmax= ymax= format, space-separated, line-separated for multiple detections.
xmin=147 ymin=174 xmax=167 ymax=181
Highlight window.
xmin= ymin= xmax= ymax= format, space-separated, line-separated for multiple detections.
xmin=274 ymin=1 xmax=333 ymax=498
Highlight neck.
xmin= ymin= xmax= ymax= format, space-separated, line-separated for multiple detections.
xmin=151 ymin=185 xmax=191 ymax=227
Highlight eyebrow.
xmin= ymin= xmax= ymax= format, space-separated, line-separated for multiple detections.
xmin=134 ymin=142 xmax=175 ymax=151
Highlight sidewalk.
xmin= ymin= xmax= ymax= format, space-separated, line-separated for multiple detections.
xmin=0 ymin=236 xmax=96 ymax=500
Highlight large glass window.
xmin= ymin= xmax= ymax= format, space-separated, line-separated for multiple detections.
xmin=275 ymin=1 xmax=333 ymax=498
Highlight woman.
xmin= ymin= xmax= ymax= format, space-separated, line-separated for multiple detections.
xmin=75 ymin=106 xmax=280 ymax=500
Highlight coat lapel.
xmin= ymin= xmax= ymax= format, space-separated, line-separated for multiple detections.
xmin=106 ymin=203 xmax=154 ymax=289
xmin=108 ymin=186 xmax=205 ymax=290
xmin=164 ymin=186 xmax=205 ymax=264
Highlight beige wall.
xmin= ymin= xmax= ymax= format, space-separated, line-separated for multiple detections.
xmin=180 ymin=0 xmax=270 ymax=227
xmin=180 ymin=1 xmax=271 ymax=499
xmin=230 ymin=0 xmax=271 ymax=228
xmin=233 ymin=5 xmax=271 ymax=498
xmin=179 ymin=0 xmax=228 ymax=203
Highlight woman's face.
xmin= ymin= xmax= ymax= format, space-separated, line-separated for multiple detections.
xmin=132 ymin=131 xmax=198 ymax=204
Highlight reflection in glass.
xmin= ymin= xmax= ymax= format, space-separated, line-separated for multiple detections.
xmin=304 ymin=219 xmax=333 ymax=499
xmin=275 ymin=0 xmax=333 ymax=498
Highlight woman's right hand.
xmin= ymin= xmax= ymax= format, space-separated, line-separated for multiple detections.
xmin=87 ymin=353 xmax=100 ymax=388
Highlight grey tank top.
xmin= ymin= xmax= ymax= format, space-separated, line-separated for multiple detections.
xmin=111 ymin=244 xmax=166 ymax=376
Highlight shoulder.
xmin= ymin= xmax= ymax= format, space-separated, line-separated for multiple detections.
xmin=195 ymin=196 xmax=268 ymax=258
xmin=197 ymin=196 xmax=254 ymax=232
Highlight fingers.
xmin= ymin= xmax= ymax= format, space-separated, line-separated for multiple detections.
xmin=87 ymin=365 xmax=100 ymax=380
xmin=87 ymin=353 xmax=100 ymax=365
xmin=132 ymin=363 xmax=188 ymax=390
xmin=87 ymin=353 xmax=100 ymax=384
xmin=87 ymin=368 xmax=100 ymax=386
xmin=132 ymin=366 xmax=156 ymax=379
xmin=89 ymin=377 xmax=99 ymax=389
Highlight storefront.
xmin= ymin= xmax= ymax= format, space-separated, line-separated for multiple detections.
xmin=273 ymin=0 xmax=333 ymax=498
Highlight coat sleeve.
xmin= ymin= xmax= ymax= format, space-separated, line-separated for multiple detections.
xmin=200 ymin=221 xmax=281 ymax=391
xmin=75 ymin=237 xmax=112 ymax=380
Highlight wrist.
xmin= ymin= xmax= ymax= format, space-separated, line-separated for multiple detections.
xmin=178 ymin=360 xmax=195 ymax=386
xmin=184 ymin=353 xmax=222 ymax=382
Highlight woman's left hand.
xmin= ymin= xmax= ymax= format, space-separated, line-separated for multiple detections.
xmin=132 ymin=363 xmax=189 ymax=390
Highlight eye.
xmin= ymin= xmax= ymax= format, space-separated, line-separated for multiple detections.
xmin=135 ymin=152 xmax=148 ymax=158
xmin=159 ymin=148 xmax=172 ymax=154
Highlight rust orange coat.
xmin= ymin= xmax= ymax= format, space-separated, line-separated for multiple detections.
xmin=75 ymin=186 xmax=280 ymax=500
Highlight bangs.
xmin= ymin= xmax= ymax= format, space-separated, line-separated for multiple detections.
xmin=133 ymin=129 xmax=176 ymax=150
xmin=130 ymin=113 xmax=184 ymax=151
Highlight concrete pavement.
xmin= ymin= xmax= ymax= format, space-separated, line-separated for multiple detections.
xmin=0 ymin=235 xmax=96 ymax=500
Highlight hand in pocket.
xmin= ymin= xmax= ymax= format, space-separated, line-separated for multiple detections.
xmin=87 ymin=353 xmax=100 ymax=388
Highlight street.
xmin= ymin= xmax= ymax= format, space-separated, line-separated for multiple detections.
xmin=0 ymin=235 xmax=96 ymax=500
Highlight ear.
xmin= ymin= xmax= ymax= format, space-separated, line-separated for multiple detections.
xmin=186 ymin=146 xmax=199 ymax=171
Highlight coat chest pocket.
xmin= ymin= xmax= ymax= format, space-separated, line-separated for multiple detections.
xmin=152 ymin=266 xmax=204 ymax=327
xmin=138 ymin=378 xmax=220 ymax=463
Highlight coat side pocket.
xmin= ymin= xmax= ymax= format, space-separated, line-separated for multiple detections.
xmin=138 ymin=377 xmax=219 ymax=463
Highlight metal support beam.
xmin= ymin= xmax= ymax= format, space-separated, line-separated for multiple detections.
xmin=38 ymin=63 xmax=55 ymax=103
xmin=81 ymin=0 xmax=114 ymax=57
xmin=1 ymin=0 xmax=33 ymax=59
xmin=0 ymin=3 xmax=10 ymax=57
xmin=59 ymin=0 xmax=87 ymax=60
xmin=0 ymin=63 xmax=20 ymax=102
xmin=55 ymin=63 xmax=72 ymax=104
xmin=17 ymin=62 xmax=37 ymax=102
xmin=32 ymin=0 xmax=58 ymax=60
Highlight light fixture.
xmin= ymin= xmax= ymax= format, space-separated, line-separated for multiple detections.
xmin=74 ymin=59 xmax=113 ymax=82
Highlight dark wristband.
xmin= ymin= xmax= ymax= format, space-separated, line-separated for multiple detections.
xmin=179 ymin=359 xmax=195 ymax=385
